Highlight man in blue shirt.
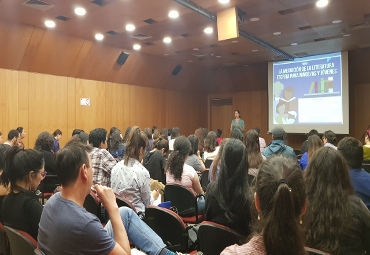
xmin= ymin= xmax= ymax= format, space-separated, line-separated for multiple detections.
xmin=338 ymin=137 xmax=370 ymax=210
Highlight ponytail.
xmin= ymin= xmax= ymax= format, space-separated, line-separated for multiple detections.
xmin=166 ymin=136 xmax=191 ymax=181
xmin=124 ymin=126 xmax=148 ymax=165
xmin=263 ymin=183 xmax=305 ymax=255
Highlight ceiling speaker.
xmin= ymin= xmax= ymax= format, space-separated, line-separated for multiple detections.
xmin=172 ymin=65 xmax=182 ymax=75
xmin=117 ymin=51 xmax=130 ymax=65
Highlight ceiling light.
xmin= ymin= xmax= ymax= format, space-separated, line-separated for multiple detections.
xmin=232 ymin=40 xmax=239 ymax=43
xmin=168 ymin=10 xmax=179 ymax=18
xmin=316 ymin=0 xmax=329 ymax=8
xmin=95 ymin=33 xmax=104 ymax=41
xmin=44 ymin=20 xmax=55 ymax=28
xmin=204 ymin=27 xmax=213 ymax=34
xmin=244 ymin=64 xmax=249 ymax=67
xmin=163 ymin=53 xmax=169 ymax=56
xmin=163 ymin=37 xmax=172 ymax=43
xmin=133 ymin=44 xmax=141 ymax=50
xmin=74 ymin=7 xmax=86 ymax=16
xmin=188 ymin=60 xmax=193 ymax=62
xmin=332 ymin=20 xmax=342 ymax=24
xmin=343 ymin=34 xmax=351 ymax=37
xmin=126 ymin=24 xmax=135 ymax=31
xmin=291 ymin=43 xmax=298 ymax=46
xmin=273 ymin=32 xmax=281 ymax=35
xmin=216 ymin=56 xmax=221 ymax=58
xmin=250 ymin=17 xmax=260 ymax=22
xmin=218 ymin=0 xmax=230 ymax=3
xmin=193 ymin=48 xmax=199 ymax=51
xmin=252 ymin=49 xmax=258 ymax=52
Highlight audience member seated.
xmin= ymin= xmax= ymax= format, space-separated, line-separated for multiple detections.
xmin=203 ymin=131 xmax=220 ymax=160
xmin=245 ymin=129 xmax=265 ymax=177
xmin=111 ymin=127 xmax=159 ymax=213
xmin=144 ymin=128 xmax=154 ymax=152
xmin=120 ymin=127 xmax=131 ymax=157
xmin=143 ymin=137 xmax=169 ymax=184
xmin=34 ymin=131 xmax=56 ymax=175
xmin=262 ymin=126 xmax=296 ymax=159
xmin=72 ymin=128 xmax=85 ymax=136
xmin=0 ymin=130 xmax=3 ymax=144
xmin=185 ymin=135 xmax=205 ymax=173
xmin=195 ymin=127 xmax=205 ymax=158
xmin=52 ymin=129 xmax=62 ymax=153
xmin=253 ymin=127 xmax=266 ymax=153
xmin=209 ymin=139 xmax=228 ymax=183
xmin=166 ymin=136 xmax=205 ymax=213
xmin=205 ymin=139 xmax=251 ymax=237
xmin=216 ymin=129 xmax=223 ymax=145
xmin=71 ymin=131 xmax=89 ymax=145
xmin=299 ymin=134 xmax=322 ymax=170
xmin=169 ymin=127 xmax=180 ymax=151
xmin=4 ymin=129 xmax=20 ymax=147
xmin=0 ymin=147 xmax=45 ymax=240
xmin=153 ymin=129 xmax=160 ymax=141
xmin=0 ymin=145 xmax=10 ymax=222
xmin=107 ymin=127 xmax=118 ymax=151
xmin=222 ymin=156 xmax=307 ymax=255
xmin=16 ymin=126 xmax=26 ymax=148
xmin=108 ymin=130 xmax=125 ymax=160
xmin=304 ymin=147 xmax=370 ymax=254
xmin=160 ymin=128 xmax=168 ymax=141
xmin=338 ymin=137 xmax=370 ymax=209
xmin=38 ymin=141 xmax=176 ymax=255
xmin=230 ymin=130 xmax=242 ymax=141
xmin=322 ymin=130 xmax=337 ymax=149
xmin=89 ymin=128 xmax=117 ymax=187
xmin=300 ymin=129 xmax=319 ymax=154
xmin=363 ymin=130 xmax=370 ymax=161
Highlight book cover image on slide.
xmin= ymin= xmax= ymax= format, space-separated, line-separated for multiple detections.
xmin=273 ymin=53 xmax=342 ymax=125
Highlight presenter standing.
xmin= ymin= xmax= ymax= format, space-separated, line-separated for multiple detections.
xmin=230 ymin=110 xmax=245 ymax=139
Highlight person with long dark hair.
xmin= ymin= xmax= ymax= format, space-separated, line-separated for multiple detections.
xmin=304 ymin=147 xmax=370 ymax=254
xmin=111 ymin=127 xmax=159 ymax=212
xmin=209 ymin=139 xmax=228 ymax=182
xmin=108 ymin=130 xmax=125 ymax=160
xmin=299 ymin=134 xmax=323 ymax=170
xmin=107 ymin=127 xmax=118 ymax=152
xmin=245 ymin=129 xmax=264 ymax=177
xmin=222 ymin=155 xmax=307 ymax=255
xmin=203 ymin=131 xmax=219 ymax=160
xmin=185 ymin=135 xmax=205 ymax=173
xmin=206 ymin=139 xmax=251 ymax=236
xmin=166 ymin=136 xmax=205 ymax=213
xmin=143 ymin=136 xmax=169 ymax=183
xmin=0 ymin=147 xmax=45 ymax=240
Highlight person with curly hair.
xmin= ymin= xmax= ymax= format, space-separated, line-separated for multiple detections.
xmin=35 ymin=131 xmax=55 ymax=175
xmin=304 ymin=147 xmax=370 ymax=254
xmin=165 ymin=136 xmax=205 ymax=213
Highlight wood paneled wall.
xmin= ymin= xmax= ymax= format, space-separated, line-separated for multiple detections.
xmin=0 ymin=69 xmax=207 ymax=149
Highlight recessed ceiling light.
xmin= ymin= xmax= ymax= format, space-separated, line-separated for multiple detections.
xmin=168 ymin=10 xmax=179 ymax=19
xmin=332 ymin=20 xmax=342 ymax=24
xmin=252 ymin=49 xmax=258 ymax=52
xmin=244 ymin=64 xmax=249 ymax=67
xmin=316 ymin=0 xmax=329 ymax=8
xmin=74 ymin=7 xmax=86 ymax=16
xmin=250 ymin=17 xmax=260 ymax=22
xmin=163 ymin=53 xmax=169 ymax=56
xmin=343 ymin=34 xmax=351 ymax=37
xmin=44 ymin=20 xmax=55 ymax=28
xmin=232 ymin=40 xmax=239 ymax=43
xmin=218 ymin=0 xmax=230 ymax=3
xmin=163 ymin=37 xmax=172 ymax=43
xmin=291 ymin=42 xmax=298 ymax=46
xmin=204 ymin=27 xmax=213 ymax=34
xmin=133 ymin=44 xmax=141 ymax=50
xmin=95 ymin=33 xmax=104 ymax=41
xmin=216 ymin=56 xmax=221 ymax=58
xmin=126 ymin=24 xmax=135 ymax=31
xmin=188 ymin=60 xmax=193 ymax=62
xmin=193 ymin=48 xmax=199 ymax=51
xmin=273 ymin=32 xmax=281 ymax=35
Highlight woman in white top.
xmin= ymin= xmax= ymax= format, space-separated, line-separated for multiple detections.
xmin=245 ymin=129 xmax=265 ymax=177
xmin=203 ymin=131 xmax=220 ymax=160
xmin=111 ymin=126 xmax=159 ymax=213
xmin=166 ymin=136 xmax=205 ymax=213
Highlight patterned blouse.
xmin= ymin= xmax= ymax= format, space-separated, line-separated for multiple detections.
xmin=221 ymin=236 xmax=265 ymax=255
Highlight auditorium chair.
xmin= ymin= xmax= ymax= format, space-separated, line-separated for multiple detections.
xmin=362 ymin=163 xmax=370 ymax=173
xmin=204 ymin=159 xmax=213 ymax=169
xmin=164 ymin=184 xmax=205 ymax=223
xmin=116 ymin=196 xmax=137 ymax=214
xmin=39 ymin=175 xmax=60 ymax=205
xmin=200 ymin=169 xmax=209 ymax=192
xmin=4 ymin=226 xmax=40 ymax=255
xmin=83 ymin=192 xmax=102 ymax=221
xmin=197 ymin=221 xmax=246 ymax=255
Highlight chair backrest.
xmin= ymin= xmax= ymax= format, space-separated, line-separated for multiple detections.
xmin=83 ymin=192 xmax=101 ymax=218
xmin=4 ymin=226 xmax=37 ymax=255
xmin=362 ymin=163 xmax=370 ymax=173
xmin=40 ymin=175 xmax=60 ymax=194
xmin=144 ymin=205 xmax=188 ymax=252
xmin=198 ymin=221 xmax=246 ymax=255
xmin=115 ymin=196 xmax=137 ymax=214
xmin=305 ymin=247 xmax=332 ymax=255
xmin=164 ymin=184 xmax=196 ymax=217
xmin=200 ymin=170 xmax=209 ymax=191
xmin=204 ymin=159 xmax=213 ymax=169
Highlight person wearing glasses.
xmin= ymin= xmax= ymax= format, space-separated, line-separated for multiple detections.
xmin=0 ymin=147 xmax=46 ymax=240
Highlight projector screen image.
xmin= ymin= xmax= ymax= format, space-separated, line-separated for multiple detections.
xmin=268 ymin=52 xmax=349 ymax=134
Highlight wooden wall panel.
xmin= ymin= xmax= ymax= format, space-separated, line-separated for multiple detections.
xmin=211 ymin=105 xmax=233 ymax=138
xmin=18 ymin=72 xmax=29 ymax=148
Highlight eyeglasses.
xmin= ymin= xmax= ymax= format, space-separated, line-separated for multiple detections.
xmin=40 ymin=171 xmax=47 ymax=179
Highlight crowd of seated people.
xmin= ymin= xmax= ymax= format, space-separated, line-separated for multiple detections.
xmin=0 ymin=124 xmax=369 ymax=255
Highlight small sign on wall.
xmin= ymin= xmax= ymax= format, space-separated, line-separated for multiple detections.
xmin=80 ymin=98 xmax=91 ymax=106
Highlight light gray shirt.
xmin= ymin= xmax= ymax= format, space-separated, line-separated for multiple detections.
xmin=185 ymin=154 xmax=204 ymax=172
